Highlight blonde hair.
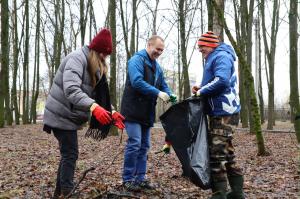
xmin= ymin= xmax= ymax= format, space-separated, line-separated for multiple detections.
xmin=88 ymin=50 xmax=108 ymax=87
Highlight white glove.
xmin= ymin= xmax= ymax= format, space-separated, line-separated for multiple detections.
xmin=158 ymin=91 xmax=170 ymax=102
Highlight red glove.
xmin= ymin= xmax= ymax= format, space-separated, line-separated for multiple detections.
xmin=112 ymin=111 xmax=125 ymax=129
xmin=92 ymin=105 xmax=112 ymax=125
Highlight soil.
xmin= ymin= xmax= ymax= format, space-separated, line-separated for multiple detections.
xmin=0 ymin=123 xmax=298 ymax=198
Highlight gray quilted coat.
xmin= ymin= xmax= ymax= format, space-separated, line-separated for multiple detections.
xmin=43 ymin=46 xmax=95 ymax=130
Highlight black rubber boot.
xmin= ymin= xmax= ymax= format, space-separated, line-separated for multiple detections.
xmin=209 ymin=181 xmax=227 ymax=199
xmin=61 ymin=188 xmax=74 ymax=198
xmin=226 ymin=175 xmax=245 ymax=199
xmin=52 ymin=186 xmax=61 ymax=199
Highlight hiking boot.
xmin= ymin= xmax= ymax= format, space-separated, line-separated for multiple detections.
xmin=52 ymin=186 xmax=61 ymax=199
xmin=181 ymin=171 xmax=189 ymax=178
xmin=209 ymin=181 xmax=227 ymax=199
xmin=227 ymin=175 xmax=245 ymax=199
xmin=138 ymin=180 xmax=155 ymax=190
xmin=123 ymin=181 xmax=141 ymax=192
xmin=61 ymin=188 xmax=78 ymax=198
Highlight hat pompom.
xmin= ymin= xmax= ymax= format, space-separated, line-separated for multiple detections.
xmin=198 ymin=31 xmax=219 ymax=48
xmin=89 ymin=28 xmax=113 ymax=55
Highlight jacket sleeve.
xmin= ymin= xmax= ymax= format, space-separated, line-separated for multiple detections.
xmin=199 ymin=54 xmax=232 ymax=96
xmin=63 ymin=56 xmax=95 ymax=110
xmin=159 ymin=68 xmax=172 ymax=95
xmin=128 ymin=56 xmax=160 ymax=97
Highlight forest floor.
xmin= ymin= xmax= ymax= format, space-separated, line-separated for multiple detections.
xmin=0 ymin=122 xmax=298 ymax=199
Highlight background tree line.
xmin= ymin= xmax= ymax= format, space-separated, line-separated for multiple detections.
xmin=0 ymin=0 xmax=299 ymax=149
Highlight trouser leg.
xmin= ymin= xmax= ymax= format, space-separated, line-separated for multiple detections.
xmin=208 ymin=116 xmax=243 ymax=198
xmin=122 ymin=122 xmax=142 ymax=182
xmin=53 ymin=129 xmax=78 ymax=192
xmin=135 ymin=125 xmax=150 ymax=182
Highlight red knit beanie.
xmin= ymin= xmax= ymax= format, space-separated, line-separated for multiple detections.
xmin=89 ymin=28 xmax=113 ymax=55
xmin=198 ymin=31 xmax=219 ymax=48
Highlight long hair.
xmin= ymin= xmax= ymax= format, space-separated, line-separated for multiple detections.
xmin=87 ymin=50 xmax=108 ymax=87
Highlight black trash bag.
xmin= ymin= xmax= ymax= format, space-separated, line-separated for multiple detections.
xmin=159 ymin=96 xmax=211 ymax=189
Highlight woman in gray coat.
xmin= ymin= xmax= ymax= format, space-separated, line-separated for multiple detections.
xmin=43 ymin=28 xmax=125 ymax=198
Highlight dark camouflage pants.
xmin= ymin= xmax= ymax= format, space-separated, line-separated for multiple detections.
xmin=208 ymin=116 xmax=243 ymax=182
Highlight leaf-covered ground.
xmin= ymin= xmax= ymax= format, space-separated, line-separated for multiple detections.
xmin=0 ymin=124 xmax=298 ymax=198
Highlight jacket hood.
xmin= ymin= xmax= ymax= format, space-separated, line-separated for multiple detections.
xmin=214 ymin=43 xmax=236 ymax=61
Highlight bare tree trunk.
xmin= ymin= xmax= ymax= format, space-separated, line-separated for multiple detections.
xmin=289 ymin=0 xmax=300 ymax=142
xmin=143 ymin=0 xmax=160 ymax=35
xmin=31 ymin=0 xmax=41 ymax=124
xmin=153 ymin=0 xmax=159 ymax=35
xmin=108 ymin=0 xmax=116 ymax=108
xmin=49 ymin=0 xmax=65 ymax=82
xmin=55 ymin=0 xmax=65 ymax=72
xmin=242 ymin=0 xmax=255 ymax=132
xmin=80 ymin=0 xmax=85 ymax=45
xmin=41 ymin=24 xmax=52 ymax=89
xmin=68 ymin=1 xmax=80 ymax=50
xmin=212 ymin=0 xmax=224 ymax=40
xmin=260 ymin=0 xmax=280 ymax=130
xmin=212 ymin=0 xmax=268 ymax=156
xmin=0 ymin=0 xmax=10 ymax=127
xmin=130 ymin=0 xmax=137 ymax=56
xmin=178 ymin=0 xmax=190 ymax=98
xmin=119 ymin=0 xmax=131 ymax=61
xmin=80 ymin=0 xmax=90 ymax=46
xmin=245 ymin=0 xmax=255 ymax=132
xmin=109 ymin=0 xmax=118 ymax=136
xmin=51 ymin=0 xmax=60 ymax=85
xmin=232 ymin=0 xmax=248 ymax=128
xmin=22 ymin=0 xmax=30 ymax=124
xmin=233 ymin=0 xmax=255 ymax=130
xmin=255 ymin=13 xmax=265 ymax=124
xmin=206 ymin=0 xmax=213 ymax=30
xmin=2 ymin=1 xmax=12 ymax=126
xmin=177 ymin=16 xmax=182 ymax=100
xmin=11 ymin=0 xmax=20 ymax=125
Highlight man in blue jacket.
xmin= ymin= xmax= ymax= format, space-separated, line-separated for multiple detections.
xmin=192 ymin=31 xmax=244 ymax=199
xmin=121 ymin=35 xmax=174 ymax=191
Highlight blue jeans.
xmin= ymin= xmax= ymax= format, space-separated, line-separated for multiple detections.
xmin=53 ymin=129 xmax=78 ymax=190
xmin=122 ymin=122 xmax=151 ymax=182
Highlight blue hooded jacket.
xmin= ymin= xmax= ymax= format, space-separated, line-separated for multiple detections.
xmin=121 ymin=49 xmax=171 ymax=126
xmin=199 ymin=43 xmax=240 ymax=116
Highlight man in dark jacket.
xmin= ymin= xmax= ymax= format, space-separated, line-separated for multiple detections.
xmin=192 ymin=31 xmax=244 ymax=199
xmin=121 ymin=35 xmax=174 ymax=191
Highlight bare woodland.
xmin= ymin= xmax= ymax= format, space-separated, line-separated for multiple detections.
xmin=0 ymin=0 xmax=299 ymax=198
